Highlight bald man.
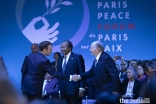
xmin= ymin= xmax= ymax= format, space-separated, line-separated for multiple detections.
xmin=21 ymin=43 xmax=38 ymax=85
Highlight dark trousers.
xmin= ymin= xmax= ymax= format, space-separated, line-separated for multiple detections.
xmin=62 ymin=94 xmax=82 ymax=104
xmin=22 ymin=91 xmax=40 ymax=102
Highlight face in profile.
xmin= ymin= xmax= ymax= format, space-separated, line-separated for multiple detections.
xmin=137 ymin=66 xmax=145 ymax=76
xmin=90 ymin=42 xmax=98 ymax=56
xmin=44 ymin=45 xmax=52 ymax=56
xmin=60 ymin=42 xmax=71 ymax=55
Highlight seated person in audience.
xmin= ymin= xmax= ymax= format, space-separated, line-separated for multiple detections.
xmin=130 ymin=59 xmax=138 ymax=69
xmin=139 ymin=62 xmax=156 ymax=98
xmin=122 ymin=67 xmax=142 ymax=99
xmin=114 ymin=56 xmax=128 ymax=80
xmin=136 ymin=63 xmax=147 ymax=82
xmin=42 ymin=73 xmax=58 ymax=100
xmin=82 ymin=77 xmax=94 ymax=99
xmin=51 ymin=52 xmax=61 ymax=70
xmin=120 ymin=61 xmax=129 ymax=80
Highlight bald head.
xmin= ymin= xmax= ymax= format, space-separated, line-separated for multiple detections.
xmin=31 ymin=43 xmax=38 ymax=53
xmin=90 ymin=41 xmax=104 ymax=56
xmin=92 ymin=41 xmax=104 ymax=52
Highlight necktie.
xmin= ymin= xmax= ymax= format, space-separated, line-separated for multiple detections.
xmin=94 ymin=59 xmax=97 ymax=67
xmin=44 ymin=80 xmax=50 ymax=92
xmin=62 ymin=56 xmax=67 ymax=73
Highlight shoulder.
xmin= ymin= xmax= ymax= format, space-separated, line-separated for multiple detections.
xmin=71 ymin=52 xmax=83 ymax=58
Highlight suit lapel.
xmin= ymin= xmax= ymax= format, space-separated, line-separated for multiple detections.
xmin=64 ymin=52 xmax=74 ymax=73
xmin=94 ymin=53 xmax=102 ymax=74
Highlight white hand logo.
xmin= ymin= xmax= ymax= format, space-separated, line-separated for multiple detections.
xmin=22 ymin=16 xmax=59 ymax=43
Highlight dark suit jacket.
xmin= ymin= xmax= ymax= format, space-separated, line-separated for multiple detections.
xmin=139 ymin=77 xmax=148 ymax=97
xmin=21 ymin=52 xmax=69 ymax=98
xmin=80 ymin=52 xmax=122 ymax=98
xmin=122 ymin=79 xmax=142 ymax=99
xmin=57 ymin=52 xmax=85 ymax=96
xmin=0 ymin=56 xmax=8 ymax=77
xmin=21 ymin=56 xmax=28 ymax=85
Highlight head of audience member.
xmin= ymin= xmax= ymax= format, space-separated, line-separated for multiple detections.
xmin=31 ymin=43 xmax=38 ymax=53
xmin=146 ymin=62 xmax=155 ymax=79
xmin=39 ymin=41 xmax=52 ymax=56
xmin=61 ymin=40 xmax=73 ymax=56
xmin=151 ymin=59 xmax=156 ymax=67
xmin=90 ymin=41 xmax=104 ymax=57
xmin=126 ymin=67 xmax=137 ymax=81
xmin=53 ymin=52 xmax=61 ymax=61
xmin=137 ymin=64 xmax=146 ymax=77
xmin=121 ymin=61 xmax=129 ymax=72
xmin=95 ymin=92 xmax=120 ymax=104
xmin=130 ymin=59 xmax=138 ymax=68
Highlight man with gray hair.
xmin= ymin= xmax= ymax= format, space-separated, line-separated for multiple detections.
xmin=72 ymin=41 xmax=122 ymax=99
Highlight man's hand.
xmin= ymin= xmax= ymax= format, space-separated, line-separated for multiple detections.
xmin=79 ymin=90 xmax=84 ymax=97
xmin=72 ymin=74 xmax=80 ymax=82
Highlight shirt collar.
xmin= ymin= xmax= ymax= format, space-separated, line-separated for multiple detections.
xmin=96 ymin=52 xmax=102 ymax=62
xmin=40 ymin=52 xmax=46 ymax=56
xmin=64 ymin=51 xmax=71 ymax=58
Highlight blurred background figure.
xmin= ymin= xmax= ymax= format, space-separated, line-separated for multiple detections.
xmin=21 ymin=43 xmax=38 ymax=85
xmin=144 ymin=75 xmax=156 ymax=103
xmin=95 ymin=92 xmax=120 ymax=104
xmin=122 ymin=67 xmax=141 ymax=99
xmin=114 ymin=56 xmax=128 ymax=82
xmin=51 ymin=52 xmax=61 ymax=70
xmin=0 ymin=56 xmax=8 ymax=78
xmin=0 ymin=63 xmax=28 ymax=104
xmin=130 ymin=59 xmax=138 ymax=69
xmin=139 ymin=61 xmax=156 ymax=98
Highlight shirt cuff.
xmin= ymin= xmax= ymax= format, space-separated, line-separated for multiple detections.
xmin=79 ymin=88 xmax=85 ymax=91
xmin=69 ymin=75 xmax=72 ymax=81
xmin=78 ymin=75 xmax=81 ymax=80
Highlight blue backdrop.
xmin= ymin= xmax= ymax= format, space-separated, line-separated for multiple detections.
xmin=0 ymin=0 xmax=156 ymax=92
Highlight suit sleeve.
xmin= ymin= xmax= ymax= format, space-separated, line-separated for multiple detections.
xmin=105 ymin=56 xmax=122 ymax=92
xmin=80 ymin=62 xmax=94 ymax=81
xmin=43 ymin=60 xmax=70 ymax=81
xmin=21 ymin=56 xmax=28 ymax=85
xmin=77 ymin=55 xmax=85 ymax=88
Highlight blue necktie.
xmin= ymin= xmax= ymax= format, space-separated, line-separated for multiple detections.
xmin=94 ymin=59 xmax=97 ymax=67
xmin=62 ymin=56 xmax=67 ymax=73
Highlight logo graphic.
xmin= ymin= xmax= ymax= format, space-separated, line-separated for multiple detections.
xmin=16 ymin=0 xmax=90 ymax=52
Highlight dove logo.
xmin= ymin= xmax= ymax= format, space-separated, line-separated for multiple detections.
xmin=16 ymin=0 xmax=90 ymax=52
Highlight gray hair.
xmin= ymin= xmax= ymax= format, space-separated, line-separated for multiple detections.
xmin=127 ymin=67 xmax=137 ymax=78
xmin=94 ymin=41 xmax=104 ymax=52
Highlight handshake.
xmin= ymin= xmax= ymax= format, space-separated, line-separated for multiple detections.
xmin=71 ymin=74 xmax=81 ymax=82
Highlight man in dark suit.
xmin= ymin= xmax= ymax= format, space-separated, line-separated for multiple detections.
xmin=21 ymin=43 xmax=38 ymax=85
xmin=57 ymin=40 xmax=85 ymax=104
xmin=72 ymin=41 xmax=122 ymax=99
xmin=21 ymin=41 xmax=70 ymax=102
